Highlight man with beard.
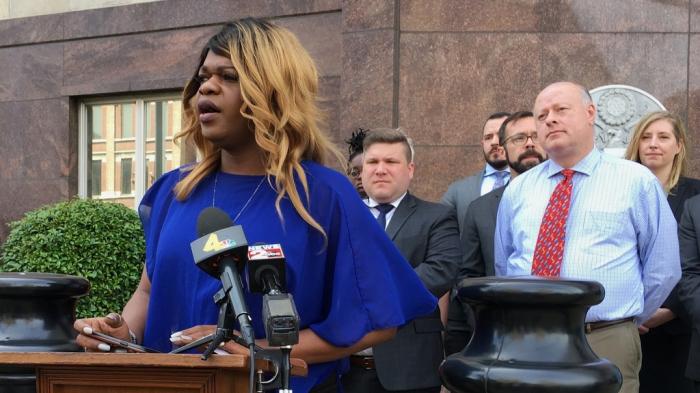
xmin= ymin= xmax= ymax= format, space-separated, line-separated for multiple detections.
xmin=458 ymin=111 xmax=546 ymax=282
xmin=441 ymin=111 xmax=510 ymax=356
xmin=442 ymin=112 xmax=511 ymax=234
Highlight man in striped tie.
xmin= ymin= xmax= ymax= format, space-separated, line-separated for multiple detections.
xmin=494 ymin=81 xmax=680 ymax=393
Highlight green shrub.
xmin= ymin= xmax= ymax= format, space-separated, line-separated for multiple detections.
xmin=0 ymin=198 xmax=145 ymax=318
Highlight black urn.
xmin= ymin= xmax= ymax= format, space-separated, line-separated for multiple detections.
xmin=440 ymin=276 xmax=622 ymax=393
xmin=0 ymin=272 xmax=90 ymax=393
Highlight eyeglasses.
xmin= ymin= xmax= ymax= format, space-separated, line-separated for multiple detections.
xmin=503 ymin=133 xmax=538 ymax=146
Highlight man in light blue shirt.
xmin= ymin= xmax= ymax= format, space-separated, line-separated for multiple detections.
xmin=494 ymin=81 xmax=680 ymax=393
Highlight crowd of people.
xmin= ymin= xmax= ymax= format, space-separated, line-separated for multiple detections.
xmin=71 ymin=17 xmax=700 ymax=393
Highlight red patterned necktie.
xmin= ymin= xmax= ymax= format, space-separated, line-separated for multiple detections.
xmin=531 ymin=169 xmax=575 ymax=277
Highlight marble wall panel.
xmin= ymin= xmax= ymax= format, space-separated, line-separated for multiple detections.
xmin=0 ymin=13 xmax=63 ymax=46
xmin=411 ymin=145 xmax=485 ymax=202
xmin=340 ymin=29 xmax=395 ymax=137
xmin=319 ymin=76 xmax=341 ymax=145
xmin=62 ymin=13 xmax=341 ymax=97
xmin=399 ymin=33 xmax=541 ymax=146
xmin=0 ymin=98 xmax=71 ymax=180
xmin=687 ymin=34 xmax=700 ymax=177
xmin=0 ymin=43 xmax=62 ymax=102
xmin=343 ymin=0 xmax=394 ymax=31
xmin=538 ymin=0 xmax=689 ymax=33
xmin=541 ymin=33 xmax=688 ymax=118
xmin=693 ymin=0 xmax=700 ymax=32
xmin=62 ymin=26 xmax=217 ymax=95
xmin=0 ymin=180 xmax=70 ymax=240
xmin=274 ymin=12 xmax=342 ymax=77
xmin=61 ymin=0 xmax=340 ymax=41
xmin=400 ymin=0 xmax=540 ymax=32
xmin=272 ymin=0 xmax=340 ymax=15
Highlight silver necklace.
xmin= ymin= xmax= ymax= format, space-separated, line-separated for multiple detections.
xmin=212 ymin=171 xmax=266 ymax=223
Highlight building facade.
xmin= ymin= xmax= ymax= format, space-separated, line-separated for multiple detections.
xmin=0 ymin=0 xmax=699 ymax=240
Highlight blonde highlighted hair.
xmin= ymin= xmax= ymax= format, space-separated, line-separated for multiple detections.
xmin=174 ymin=18 xmax=342 ymax=238
xmin=625 ymin=111 xmax=689 ymax=193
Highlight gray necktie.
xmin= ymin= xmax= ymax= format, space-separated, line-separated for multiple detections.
xmin=493 ymin=171 xmax=508 ymax=190
xmin=375 ymin=204 xmax=395 ymax=230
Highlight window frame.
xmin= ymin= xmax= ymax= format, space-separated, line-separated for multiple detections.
xmin=78 ymin=92 xmax=183 ymax=208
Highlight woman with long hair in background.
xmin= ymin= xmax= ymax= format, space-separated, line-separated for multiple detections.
xmin=626 ymin=110 xmax=700 ymax=393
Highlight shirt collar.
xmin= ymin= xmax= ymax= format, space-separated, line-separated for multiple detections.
xmin=483 ymin=163 xmax=510 ymax=177
xmin=367 ymin=192 xmax=407 ymax=209
xmin=544 ymin=147 xmax=601 ymax=178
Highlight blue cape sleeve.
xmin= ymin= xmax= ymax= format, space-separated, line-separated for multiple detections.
xmin=138 ymin=168 xmax=184 ymax=280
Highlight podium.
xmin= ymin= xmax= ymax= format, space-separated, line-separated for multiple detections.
xmin=0 ymin=352 xmax=307 ymax=393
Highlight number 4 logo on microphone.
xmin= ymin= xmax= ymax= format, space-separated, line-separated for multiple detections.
xmin=202 ymin=233 xmax=235 ymax=252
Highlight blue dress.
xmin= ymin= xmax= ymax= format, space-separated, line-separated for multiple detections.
xmin=138 ymin=161 xmax=437 ymax=392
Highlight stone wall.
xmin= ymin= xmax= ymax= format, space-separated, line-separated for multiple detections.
xmin=0 ymin=0 xmax=161 ymax=20
xmin=1 ymin=0 xmax=699 ymax=240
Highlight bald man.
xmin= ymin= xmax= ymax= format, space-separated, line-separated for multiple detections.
xmin=494 ymin=81 xmax=680 ymax=393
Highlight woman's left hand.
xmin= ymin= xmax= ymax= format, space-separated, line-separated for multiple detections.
xmin=169 ymin=325 xmax=252 ymax=355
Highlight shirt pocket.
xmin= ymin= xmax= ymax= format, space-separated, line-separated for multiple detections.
xmin=581 ymin=211 xmax=629 ymax=257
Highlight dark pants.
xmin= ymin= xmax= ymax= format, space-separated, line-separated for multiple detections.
xmin=443 ymin=295 xmax=474 ymax=356
xmin=309 ymin=373 xmax=338 ymax=393
xmin=695 ymin=380 xmax=700 ymax=393
xmin=640 ymin=328 xmax=694 ymax=393
xmin=342 ymin=365 xmax=440 ymax=393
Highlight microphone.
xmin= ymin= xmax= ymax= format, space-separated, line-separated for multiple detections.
xmin=248 ymin=244 xmax=299 ymax=347
xmin=190 ymin=207 xmax=255 ymax=346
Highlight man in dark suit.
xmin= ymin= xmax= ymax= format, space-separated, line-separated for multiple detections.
xmin=441 ymin=112 xmax=510 ymax=355
xmin=342 ymin=128 xmax=461 ymax=393
xmin=678 ymin=194 xmax=700 ymax=393
xmin=460 ymin=111 xmax=546 ymax=280
xmin=441 ymin=112 xmax=511 ymax=233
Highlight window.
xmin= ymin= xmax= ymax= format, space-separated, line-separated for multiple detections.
xmin=91 ymin=160 xmax=102 ymax=196
xmin=79 ymin=94 xmax=184 ymax=209
xmin=120 ymin=103 xmax=134 ymax=139
xmin=120 ymin=157 xmax=132 ymax=195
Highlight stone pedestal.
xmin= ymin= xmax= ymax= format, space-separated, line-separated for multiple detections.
xmin=440 ymin=276 xmax=622 ymax=393
xmin=0 ymin=272 xmax=90 ymax=393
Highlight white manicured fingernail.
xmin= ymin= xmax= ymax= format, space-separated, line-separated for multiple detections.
xmin=97 ymin=343 xmax=111 ymax=352
xmin=170 ymin=331 xmax=182 ymax=338
xmin=169 ymin=336 xmax=180 ymax=343
xmin=180 ymin=335 xmax=192 ymax=341
xmin=83 ymin=326 xmax=93 ymax=335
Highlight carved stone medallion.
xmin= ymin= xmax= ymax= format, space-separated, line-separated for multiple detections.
xmin=590 ymin=85 xmax=665 ymax=156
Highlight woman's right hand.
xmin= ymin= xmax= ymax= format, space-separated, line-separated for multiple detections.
xmin=74 ymin=312 xmax=130 ymax=352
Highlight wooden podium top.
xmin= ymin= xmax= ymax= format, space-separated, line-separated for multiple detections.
xmin=0 ymin=351 xmax=307 ymax=376
xmin=0 ymin=352 xmax=308 ymax=393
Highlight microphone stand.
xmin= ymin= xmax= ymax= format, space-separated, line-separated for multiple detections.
xmin=279 ymin=345 xmax=292 ymax=393
xmin=170 ymin=289 xmax=290 ymax=392
xmin=170 ymin=288 xmax=234 ymax=359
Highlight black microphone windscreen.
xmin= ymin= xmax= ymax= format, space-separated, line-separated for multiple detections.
xmin=197 ymin=207 xmax=234 ymax=237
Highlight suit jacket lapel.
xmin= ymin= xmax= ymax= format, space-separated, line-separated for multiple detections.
xmin=386 ymin=193 xmax=417 ymax=240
